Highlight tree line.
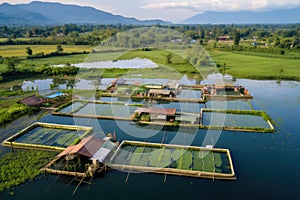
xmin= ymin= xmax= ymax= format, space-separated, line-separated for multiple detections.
xmin=0 ymin=23 xmax=300 ymax=49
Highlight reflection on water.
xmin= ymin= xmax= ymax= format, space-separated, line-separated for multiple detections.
xmin=15 ymin=78 xmax=100 ymax=95
xmin=54 ymin=58 xmax=158 ymax=69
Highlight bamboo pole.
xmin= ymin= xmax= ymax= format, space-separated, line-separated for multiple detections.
xmin=125 ymin=171 xmax=131 ymax=184
xmin=72 ymin=177 xmax=85 ymax=196
xmin=110 ymin=164 xmax=236 ymax=180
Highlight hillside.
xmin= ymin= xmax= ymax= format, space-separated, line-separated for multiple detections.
xmin=0 ymin=1 xmax=169 ymax=26
xmin=183 ymin=7 xmax=300 ymax=24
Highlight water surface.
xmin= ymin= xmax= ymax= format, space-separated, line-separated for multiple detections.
xmin=1 ymin=79 xmax=300 ymax=200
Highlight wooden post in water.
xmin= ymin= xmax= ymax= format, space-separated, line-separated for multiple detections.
xmin=10 ymin=141 xmax=14 ymax=153
xmin=72 ymin=177 xmax=85 ymax=196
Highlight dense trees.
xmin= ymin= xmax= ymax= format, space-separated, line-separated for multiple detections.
xmin=0 ymin=64 xmax=79 ymax=83
xmin=0 ymin=24 xmax=299 ymax=49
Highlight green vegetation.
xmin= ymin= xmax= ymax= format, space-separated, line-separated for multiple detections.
xmin=149 ymin=148 xmax=163 ymax=167
xmin=112 ymin=142 xmax=234 ymax=177
xmin=0 ymin=150 xmax=57 ymax=192
xmin=129 ymin=146 xmax=144 ymax=165
xmin=192 ymin=151 xmax=204 ymax=171
xmin=202 ymin=109 xmax=275 ymax=133
xmin=0 ymin=64 xmax=79 ymax=83
xmin=159 ymin=148 xmax=172 ymax=167
xmin=118 ymin=48 xmax=199 ymax=77
xmin=0 ymin=103 xmax=39 ymax=126
xmin=0 ymin=23 xmax=299 ymax=81
xmin=4 ymin=122 xmax=93 ymax=150
xmin=140 ymin=113 xmax=151 ymax=122
xmin=203 ymin=151 xmax=214 ymax=172
xmin=136 ymin=147 xmax=152 ymax=166
xmin=214 ymin=153 xmax=223 ymax=168
xmin=203 ymin=109 xmax=273 ymax=122
xmin=207 ymin=49 xmax=300 ymax=81
xmin=180 ymin=150 xmax=193 ymax=170
xmin=0 ymin=78 xmax=41 ymax=126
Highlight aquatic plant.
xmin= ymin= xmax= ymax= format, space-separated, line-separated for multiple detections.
xmin=0 ymin=150 xmax=57 ymax=192
xmin=180 ymin=150 xmax=193 ymax=170
xmin=129 ymin=146 xmax=144 ymax=165
xmin=136 ymin=147 xmax=152 ymax=166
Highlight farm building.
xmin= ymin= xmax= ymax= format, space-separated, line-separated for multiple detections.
xmin=42 ymin=135 xmax=118 ymax=177
xmin=218 ymin=36 xmax=232 ymax=42
xmin=148 ymin=89 xmax=175 ymax=98
xmin=144 ymin=84 xmax=164 ymax=89
xmin=134 ymin=107 xmax=176 ymax=122
xmin=201 ymin=84 xmax=252 ymax=97
xmin=20 ymin=95 xmax=46 ymax=107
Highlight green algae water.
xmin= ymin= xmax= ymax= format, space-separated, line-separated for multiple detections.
xmin=1 ymin=79 xmax=300 ymax=200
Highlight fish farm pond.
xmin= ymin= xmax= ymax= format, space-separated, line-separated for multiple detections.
xmin=0 ymin=78 xmax=300 ymax=200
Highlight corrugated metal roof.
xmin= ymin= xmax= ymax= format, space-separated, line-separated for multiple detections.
xmin=91 ymin=148 xmax=111 ymax=162
xmin=57 ymin=135 xmax=105 ymax=158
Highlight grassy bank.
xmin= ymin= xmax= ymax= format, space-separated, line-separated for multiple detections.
xmin=206 ymin=49 xmax=300 ymax=81
xmin=0 ymin=150 xmax=57 ymax=193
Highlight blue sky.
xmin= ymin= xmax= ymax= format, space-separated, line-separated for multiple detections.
xmin=2 ymin=0 xmax=300 ymax=23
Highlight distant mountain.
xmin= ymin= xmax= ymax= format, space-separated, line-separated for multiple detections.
xmin=0 ymin=2 xmax=56 ymax=25
xmin=0 ymin=12 xmax=27 ymax=26
xmin=0 ymin=1 xmax=169 ymax=26
xmin=183 ymin=7 xmax=300 ymax=24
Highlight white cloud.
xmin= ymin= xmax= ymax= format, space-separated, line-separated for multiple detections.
xmin=142 ymin=0 xmax=300 ymax=12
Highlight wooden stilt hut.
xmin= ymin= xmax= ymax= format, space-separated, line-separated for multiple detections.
xmin=41 ymin=135 xmax=117 ymax=177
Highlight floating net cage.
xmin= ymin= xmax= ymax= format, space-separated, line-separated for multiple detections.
xmin=2 ymin=122 xmax=93 ymax=151
xmin=108 ymin=140 xmax=236 ymax=180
